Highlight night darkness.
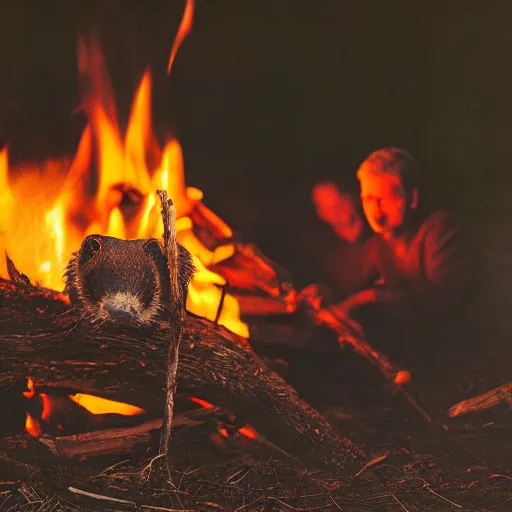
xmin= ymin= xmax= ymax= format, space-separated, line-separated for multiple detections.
xmin=1 ymin=1 xmax=512 ymax=339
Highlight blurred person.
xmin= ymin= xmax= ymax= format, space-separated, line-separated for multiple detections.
xmin=312 ymin=180 xmax=364 ymax=245
xmin=296 ymin=180 xmax=370 ymax=305
xmin=315 ymin=147 xmax=481 ymax=356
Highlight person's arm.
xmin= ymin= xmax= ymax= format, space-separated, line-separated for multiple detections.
xmin=326 ymin=237 xmax=388 ymax=317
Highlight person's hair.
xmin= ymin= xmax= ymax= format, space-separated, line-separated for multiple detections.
xmin=356 ymin=147 xmax=420 ymax=194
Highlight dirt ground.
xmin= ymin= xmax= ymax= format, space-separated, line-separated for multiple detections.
xmin=2 ymin=308 xmax=510 ymax=512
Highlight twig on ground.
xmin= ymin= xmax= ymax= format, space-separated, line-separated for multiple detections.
xmin=422 ymin=484 xmax=463 ymax=508
xmin=353 ymin=452 xmax=389 ymax=478
xmin=68 ymin=486 xmax=194 ymax=511
xmin=389 ymin=491 xmax=410 ymax=512
xmin=328 ymin=493 xmax=344 ymax=510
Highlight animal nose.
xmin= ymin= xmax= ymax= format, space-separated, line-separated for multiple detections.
xmin=104 ymin=304 xmax=137 ymax=320
xmin=101 ymin=292 xmax=145 ymax=321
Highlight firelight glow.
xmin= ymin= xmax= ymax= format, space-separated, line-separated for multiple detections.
xmin=0 ymin=1 xmax=248 ymax=338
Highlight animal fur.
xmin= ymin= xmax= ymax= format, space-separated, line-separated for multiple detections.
xmin=64 ymin=235 xmax=196 ymax=325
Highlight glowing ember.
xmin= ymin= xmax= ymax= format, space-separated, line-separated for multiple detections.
xmin=0 ymin=1 xmax=248 ymax=337
xmin=238 ymin=425 xmax=258 ymax=440
xmin=25 ymin=413 xmax=42 ymax=437
xmin=23 ymin=378 xmax=147 ymax=437
xmin=22 ymin=378 xmax=35 ymax=398
xmin=40 ymin=393 xmax=52 ymax=421
xmin=70 ymin=393 xmax=145 ymax=416
xmin=189 ymin=396 xmax=215 ymax=408
xmin=190 ymin=396 xmax=260 ymax=441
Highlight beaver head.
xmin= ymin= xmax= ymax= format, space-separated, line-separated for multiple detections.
xmin=64 ymin=234 xmax=195 ymax=324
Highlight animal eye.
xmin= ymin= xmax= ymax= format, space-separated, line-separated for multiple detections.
xmin=79 ymin=236 xmax=102 ymax=266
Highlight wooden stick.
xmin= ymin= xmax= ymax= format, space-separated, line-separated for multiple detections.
xmin=157 ymin=190 xmax=186 ymax=457
xmin=306 ymin=306 xmax=432 ymax=424
xmin=448 ymin=382 xmax=512 ymax=417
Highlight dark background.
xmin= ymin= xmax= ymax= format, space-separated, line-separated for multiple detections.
xmin=1 ymin=0 xmax=511 ymax=340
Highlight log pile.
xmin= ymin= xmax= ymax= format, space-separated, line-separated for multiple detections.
xmin=0 ymin=277 xmax=365 ymax=475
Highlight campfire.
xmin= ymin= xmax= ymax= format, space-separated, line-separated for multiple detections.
xmin=0 ymin=0 xmax=349 ymax=471
xmin=0 ymin=0 xmax=295 ymax=342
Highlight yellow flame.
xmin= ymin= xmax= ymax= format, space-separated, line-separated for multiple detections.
xmin=124 ymin=71 xmax=153 ymax=194
xmin=45 ymin=206 xmax=65 ymax=285
xmin=94 ymin=104 xmax=125 ymax=211
xmin=106 ymin=207 xmax=127 ymax=240
xmin=0 ymin=146 xmax=14 ymax=234
xmin=70 ymin=393 xmax=145 ymax=416
xmin=0 ymin=33 xmax=249 ymax=338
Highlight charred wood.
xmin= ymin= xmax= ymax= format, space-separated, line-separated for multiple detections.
xmin=0 ymin=279 xmax=365 ymax=474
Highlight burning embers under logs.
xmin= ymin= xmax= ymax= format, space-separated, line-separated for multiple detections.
xmin=23 ymin=378 xmax=146 ymax=438
xmin=20 ymin=376 xmax=259 ymax=459
xmin=0 ymin=274 xmax=365 ymax=473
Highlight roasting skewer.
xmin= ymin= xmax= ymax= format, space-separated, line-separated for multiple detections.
xmin=299 ymin=290 xmax=434 ymax=424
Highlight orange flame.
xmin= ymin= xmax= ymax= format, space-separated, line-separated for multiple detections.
xmin=40 ymin=393 xmax=52 ymax=421
xmin=168 ymin=0 xmax=195 ymax=76
xmin=25 ymin=413 xmax=42 ymax=437
xmin=70 ymin=393 xmax=145 ymax=416
xmin=0 ymin=3 xmax=248 ymax=338
xmin=23 ymin=378 xmax=35 ymax=398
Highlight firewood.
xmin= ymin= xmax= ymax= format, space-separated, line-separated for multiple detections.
xmin=33 ymin=406 xmax=219 ymax=459
xmin=0 ymin=279 xmax=365 ymax=474
xmin=188 ymin=199 xmax=233 ymax=244
xmin=231 ymin=293 xmax=296 ymax=317
xmin=209 ymin=243 xmax=295 ymax=300
xmin=187 ymin=199 xmax=296 ymax=308
xmin=448 ymin=382 xmax=512 ymax=417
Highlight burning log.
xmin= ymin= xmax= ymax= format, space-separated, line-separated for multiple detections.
xmin=448 ymin=382 xmax=512 ymax=418
xmin=186 ymin=192 xmax=297 ymax=316
xmin=0 ymin=278 xmax=365 ymax=474
xmin=32 ymin=406 xmax=223 ymax=459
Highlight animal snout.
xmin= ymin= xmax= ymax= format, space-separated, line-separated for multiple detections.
xmin=100 ymin=292 xmax=148 ymax=322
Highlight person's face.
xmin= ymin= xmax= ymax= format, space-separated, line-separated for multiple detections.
xmin=312 ymin=184 xmax=363 ymax=242
xmin=360 ymin=174 xmax=416 ymax=236
xmin=312 ymin=184 xmax=342 ymax=225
